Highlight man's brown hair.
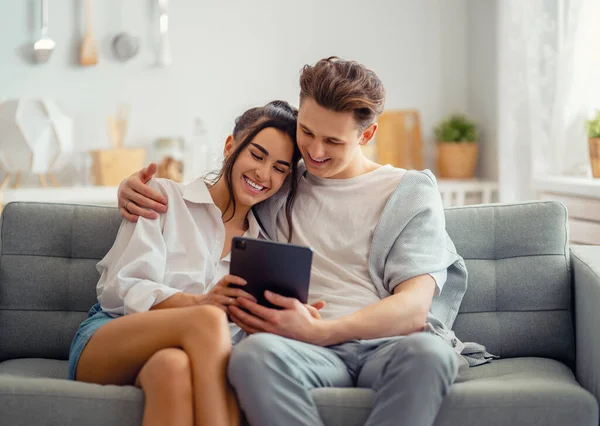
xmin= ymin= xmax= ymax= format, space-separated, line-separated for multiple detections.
xmin=299 ymin=57 xmax=386 ymax=131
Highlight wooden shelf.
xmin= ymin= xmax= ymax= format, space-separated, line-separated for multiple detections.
xmin=0 ymin=186 xmax=119 ymax=207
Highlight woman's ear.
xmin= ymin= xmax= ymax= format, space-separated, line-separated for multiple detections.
xmin=223 ymin=135 xmax=236 ymax=157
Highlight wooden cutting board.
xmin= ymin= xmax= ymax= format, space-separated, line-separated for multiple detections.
xmin=374 ymin=110 xmax=424 ymax=170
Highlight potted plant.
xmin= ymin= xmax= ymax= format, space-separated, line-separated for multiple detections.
xmin=434 ymin=114 xmax=478 ymax=179
xmin=585 ymin=111 xmax=600 ymax=178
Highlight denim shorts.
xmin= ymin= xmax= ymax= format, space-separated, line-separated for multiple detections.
xmin=68 ymin=302 xmax=115 ymax=380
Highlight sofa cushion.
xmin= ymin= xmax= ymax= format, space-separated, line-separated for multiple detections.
xmin=313 ymin=358 xmax=597 ymax=426
xmin=445 ymin=202 xmax=574 ymax=367
xmin=0 ymin=202 xmax=122 ymax=362
xmin=1 ymin=357 xmax=596 ymax=426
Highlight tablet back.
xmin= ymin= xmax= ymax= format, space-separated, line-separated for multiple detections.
xmin=230 ymin=237 xmax=312 ymax=308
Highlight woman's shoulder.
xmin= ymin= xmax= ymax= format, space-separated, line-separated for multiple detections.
xmin=147 ymin=178 xmax=185 ymax=198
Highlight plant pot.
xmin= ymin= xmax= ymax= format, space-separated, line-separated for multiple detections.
xmin=589 ymin=138 xmax=600 ymax=178
xmin=437 ymin=142 xmax=478 ymax=179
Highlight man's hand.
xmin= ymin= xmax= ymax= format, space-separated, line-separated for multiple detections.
xmin=118 ymin=163 xmax=168 ymax=222
xmin=229 ymin=291 xmax=328 ymax=345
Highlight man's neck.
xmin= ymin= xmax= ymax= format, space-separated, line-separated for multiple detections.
xmin=330 ymin=155 xmax=381 ymax=179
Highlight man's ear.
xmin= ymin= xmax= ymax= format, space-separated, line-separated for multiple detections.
xmin=359 ymin=123 xmax=378 ymax=146
xmin=223 ymin=135 xmax=236 ymax=157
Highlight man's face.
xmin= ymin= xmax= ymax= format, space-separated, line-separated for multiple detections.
xmin=297 ymin=97 xmax=369 ymax=179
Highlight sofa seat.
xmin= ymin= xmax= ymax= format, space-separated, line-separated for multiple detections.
xmin=0 ymin=357 xmax=596 ymax=426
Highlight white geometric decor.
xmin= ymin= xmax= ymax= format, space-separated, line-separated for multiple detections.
xmin=0 ymin=99 xmax=73 ymax=187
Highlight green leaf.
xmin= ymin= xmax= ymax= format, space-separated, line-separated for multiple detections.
xmin=434 ymin=113 xmax=478 ymax=143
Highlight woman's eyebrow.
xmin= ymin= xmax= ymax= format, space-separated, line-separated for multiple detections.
xmin=250 ymin=143 xmax=269 ymax=155
xmin=251 ymin=142 xmax=291 ymax=167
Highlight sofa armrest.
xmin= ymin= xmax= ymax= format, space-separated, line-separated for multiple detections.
xmin=573 ymin=245 xmax=600 ymax=402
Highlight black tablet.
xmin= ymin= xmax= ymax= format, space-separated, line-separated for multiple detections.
xmin=229 ymin=236 xmax=313 ymax=309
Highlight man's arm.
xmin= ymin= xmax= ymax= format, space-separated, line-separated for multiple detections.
xmin=118 ymin=163 xmax=168 ymax=222
xmin=230 ymin=273 xmax=436 ymax=347
xmin=315 ymin=274 xmax=436 ymax=346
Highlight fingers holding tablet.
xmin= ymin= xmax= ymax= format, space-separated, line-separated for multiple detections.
xmin=203 ymin=274 xmax=257 ymax=310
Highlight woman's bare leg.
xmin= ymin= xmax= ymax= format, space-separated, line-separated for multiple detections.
xmin=135 ymin=348 xmax=194 ymax=426
xmin=76 ymin=305 xmax=239 ymax=426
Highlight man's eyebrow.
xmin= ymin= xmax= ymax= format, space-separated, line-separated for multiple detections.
xmin=299 ymin=123 xmax=344 ymax=143
xmin=251 ymin=142 xmax=291 ymax=167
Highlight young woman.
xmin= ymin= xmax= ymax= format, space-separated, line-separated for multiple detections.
xmin=68 ymin=100 xmax=303 ymax=426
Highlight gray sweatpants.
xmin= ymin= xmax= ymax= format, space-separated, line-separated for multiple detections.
xmin=228 ymin=332 xmax=458 ymax=426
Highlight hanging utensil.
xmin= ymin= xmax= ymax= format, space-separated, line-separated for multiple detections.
xmin=157 ymin=0 xmax=171 ymax=67
xmin=112 ymin=2 xmax=140 ymax=62
xmin=80 ymin=0 xmax=98 ymax=66
xmin=33 ymin=0 xmax=55 ymax=64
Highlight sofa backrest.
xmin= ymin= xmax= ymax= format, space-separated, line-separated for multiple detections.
xmin=0 ymin=202 xmax=122 ymax=362
xmin=445 ymin=201 xmax=574 ymax=367
xmin=0 ymin=201 xmax=575 ymax=366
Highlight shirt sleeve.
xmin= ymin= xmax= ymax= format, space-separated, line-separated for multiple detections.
xmin=384 ymin=170 xmax=451 ymax=295
xmin=96 ymin=182 xmax=181 ymax=315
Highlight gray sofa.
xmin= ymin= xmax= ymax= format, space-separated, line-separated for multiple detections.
xmin=0 ymin=200 xmax=599 ymax=426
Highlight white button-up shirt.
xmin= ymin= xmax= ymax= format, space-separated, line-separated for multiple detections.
xmin=96 ymin=177 xmax=261 ymax=340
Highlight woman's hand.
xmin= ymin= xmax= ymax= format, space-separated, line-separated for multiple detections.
xmin=200 ymin=275 xmax=257 ymax=312
xmin=118 ymin=163 xmax=169 ymax=222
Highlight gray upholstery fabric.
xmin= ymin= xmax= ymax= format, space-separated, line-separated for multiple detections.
xmin=572 ymin=245 xmax=600 ymax=406
xmin=0 ymin=202 xmax=122 ymax=362
xmin=0 ymin=201 xmax=597 ymax=426
xmin=445 ymin=202 xmax=574 ymax=367
xmin=1 ymin=357 xmax=595 ymax=426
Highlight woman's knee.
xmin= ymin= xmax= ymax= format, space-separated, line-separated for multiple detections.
xmin=183 ymin=305 xmax=231 ymax=349
xmin=137 ymin=348 xmax=193 ymax=396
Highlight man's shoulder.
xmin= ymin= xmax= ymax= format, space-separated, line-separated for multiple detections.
xmin=391 ymin=169 xmax=439 ymax=195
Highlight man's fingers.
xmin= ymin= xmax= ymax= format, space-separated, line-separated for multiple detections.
xmin=237 ymin=298 xmax=277 ymax=322
xmin=264 ymin=291 xmax=297 ymax=309
xmin=141 ymin=163 xmax=158 ymax=182
xmin=119 ymin=207 xmax=139 ymax=223
xmin=124 ymin=201 xmax=159 ymax=220
xmin=131 ymin=177 xmax=168 ymax=209
xmin=123 ymin=189 xmax=166 ymax=217
xmin=305 ymin=305 xmax=321 ymax=320
xmin=229 ymin=314 xmax=260 ymax=335
xmin=311 ymin=300 xmax=326 ymax=310
xmin=229 ymin=305 xmax=273 ymax=331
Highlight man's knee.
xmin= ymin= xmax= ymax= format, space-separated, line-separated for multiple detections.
xmin=394 ymin=333 xmax=458 ymax=380
xmin=228 ymin=333 xmax=288 ymax=386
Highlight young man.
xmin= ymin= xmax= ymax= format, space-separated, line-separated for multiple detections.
xmin=118 ymin=57 xmax=491 ymax=426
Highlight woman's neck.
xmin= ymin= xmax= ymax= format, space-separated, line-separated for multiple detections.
xmin=208 ymin=178 xmax=250 ymax=230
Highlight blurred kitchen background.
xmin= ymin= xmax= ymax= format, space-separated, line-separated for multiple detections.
xmin=1 ymin=0 xmax=600 ymax=243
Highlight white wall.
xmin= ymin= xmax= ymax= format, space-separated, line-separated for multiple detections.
xmin=467 ymin=0 xmax=499 ymax=181
xmin=0 ymin=0 xmax=469 ymax=181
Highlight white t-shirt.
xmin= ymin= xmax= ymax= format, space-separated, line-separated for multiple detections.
xmin=276 ymin=165 xmax=412 ymax=320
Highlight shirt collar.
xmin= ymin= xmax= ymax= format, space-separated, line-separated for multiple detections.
xmin=183 ymin=178 xmax=265 ymax=239
xmin=182 ymin=178 xmax=214 ymax=205
xmin=246 ymin=209 xmax=261 ymax=239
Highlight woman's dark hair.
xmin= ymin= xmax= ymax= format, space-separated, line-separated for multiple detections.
xmin=205 ymin=100 xmax=301 ymax=242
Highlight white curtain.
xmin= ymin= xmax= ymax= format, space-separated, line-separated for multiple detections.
xmin=497 ymin=0 xmax=599 ymax=202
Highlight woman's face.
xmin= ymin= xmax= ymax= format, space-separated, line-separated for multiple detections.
xmin=228 ymin=127 xmax=294 ymax=208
